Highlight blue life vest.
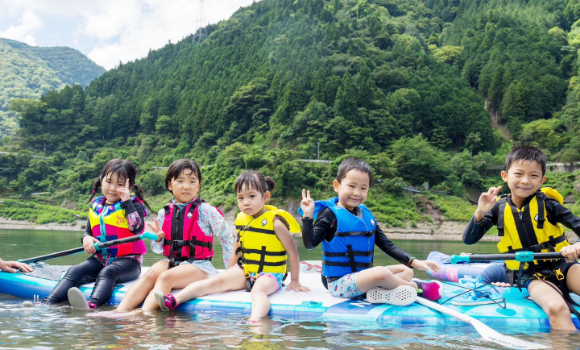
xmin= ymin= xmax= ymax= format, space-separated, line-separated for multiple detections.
xmin=311 ymin=198 xmax=376 ymax=278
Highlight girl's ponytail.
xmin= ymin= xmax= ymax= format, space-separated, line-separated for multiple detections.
xmin=264 ymin=176 xmax=276 ymax=193
xmin=132 ymin=184 xmax=153 ymax=213
xmin=87 ymin=177 xmax=102 ymax=203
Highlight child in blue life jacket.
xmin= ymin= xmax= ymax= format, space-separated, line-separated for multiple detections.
xmin=463 ymin=145 xmax=580 ymax=331
xmin=43 ymin=159 xmax=151 ymax=308
xmin=116 ymin=159 xmax=234 ymax=311
xmin=299 ymin=158 xmax=443 ymax=305
xmin=155 ymin=170 xmax=309 ymax=321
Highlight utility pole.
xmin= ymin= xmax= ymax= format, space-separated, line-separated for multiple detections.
xmin=193 ymin=0 xmax=207 ymax=43
xmin=317 ymin=142 xmax=320 ymax=160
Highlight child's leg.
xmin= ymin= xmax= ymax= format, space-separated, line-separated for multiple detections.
xmin=528 ymin=279 xmax=576 ymax=331
xmin=116 ymin=260 xmax=170 ymax=311
xmin=356 ymin=266 xmax=417 ymax=293
xmin=43 ymin=258 xmax=103 ymax=304
xmin=88 ymin=258 xmax=141 ymax=307
xmin=248 ymin=275 xmax=280 ymax=321
xmin=141 ymin=264 xmax=209 ymax=311
xmin=386 ymin=265 xmax=414 ymax=281
xmin=173 ymin=266 xmax=246 ymax=305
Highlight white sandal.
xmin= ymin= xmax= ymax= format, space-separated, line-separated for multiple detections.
xmin=67 ymin=287 xmax=90 ymax=309
xmin=366 ymin=285 xmax=417 ymax=306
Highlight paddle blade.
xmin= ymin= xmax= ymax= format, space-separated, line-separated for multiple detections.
xmin=471 ymin=318 xmax=549 ymax=349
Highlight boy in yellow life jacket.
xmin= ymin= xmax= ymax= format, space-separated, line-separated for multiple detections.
xmin=463 ymin=145 xmax=580 ymax=331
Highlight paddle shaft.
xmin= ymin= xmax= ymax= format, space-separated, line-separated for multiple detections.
xmin=451 ymin=252 xmax=564 ymax=264
xmin=20 ymin=233 xmax=152 ymax=264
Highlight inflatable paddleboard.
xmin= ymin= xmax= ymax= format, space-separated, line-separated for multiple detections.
xmin=0 ymin=261 xmax=578 ymax=331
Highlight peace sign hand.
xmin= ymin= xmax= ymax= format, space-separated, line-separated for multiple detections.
xmin=475 ymin=186 xmax=502 ymax=221
xmin=117 ymin=179 xmax=131 ymax=202
xmin=147 ymin=220 xmax=164 ymax=242
xmin=301 ymin=189 xmax=314 ymax=219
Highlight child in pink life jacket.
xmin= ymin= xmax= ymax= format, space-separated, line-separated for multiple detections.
xmin=116 ymin=159 xmax=234 ymax=311
xmin=44 ymin=159 xmax=151 ymax=308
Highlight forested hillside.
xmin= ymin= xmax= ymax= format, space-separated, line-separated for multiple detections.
xmin=0 ymin=38 xmax=105 ymax=137
xmin=2 ymin=0 xmax=580 ymax=226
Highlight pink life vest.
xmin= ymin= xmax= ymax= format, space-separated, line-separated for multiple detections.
xmin=89 ymin=196 xmax=147 ymax=259
xmin=162 ymin=199 xmax=215 ymax=265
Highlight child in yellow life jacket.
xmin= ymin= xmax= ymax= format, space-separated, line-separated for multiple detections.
xmin=155 ymin=170 xmax=309 ymax=321
xmin=463 ymin=145 xmax=580 ymax=331
xmin=116 ymin=159 xmax=234 ymax=311
xmin=43 ymin=159 xmax=152 ymax=308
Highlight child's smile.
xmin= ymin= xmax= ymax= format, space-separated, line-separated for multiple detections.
xmin=501 ymin=160 xmax=546 ymax=207
xmin=333 ymin=170 xmax=370 ymax=211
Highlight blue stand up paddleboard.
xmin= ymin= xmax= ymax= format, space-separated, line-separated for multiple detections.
xmin=0 ymin=261 xmax=578 ymax=332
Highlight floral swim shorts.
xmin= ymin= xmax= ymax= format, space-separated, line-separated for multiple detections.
xmin=328 ymin=273 xmax=363 ymax=299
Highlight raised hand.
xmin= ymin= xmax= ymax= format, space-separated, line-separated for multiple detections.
xmin=117 ymin=178 xmax=131 ymax=202
xmin=147 ymin=220 xmax=164 ymax=242
xmin=475 ymin=186 xmax=502 ymax=221
xmin=300 ymin=189 xmax=314 ymax=219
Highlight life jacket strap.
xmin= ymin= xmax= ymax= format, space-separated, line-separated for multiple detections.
xmin=497 ymin=196 xmax=507 ymax=236
xmin=334 ymin=231 xmax=375 ymax=238
xmin=535 ymin=191 xmax=545 ymax=229
xmin=322 ymin=251 xmax=373 ymax=257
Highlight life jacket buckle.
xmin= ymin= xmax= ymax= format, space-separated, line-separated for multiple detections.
xmin=555 ymin=268 xmax=565 ymax=281
xmin=245 ymin=272 xmax=254 ymax=292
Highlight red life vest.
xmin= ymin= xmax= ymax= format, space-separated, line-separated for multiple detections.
xmin=89 ymin=196 xmax=147 ymax=259
xmin=162 ymin=199 xmax=216 ymax=265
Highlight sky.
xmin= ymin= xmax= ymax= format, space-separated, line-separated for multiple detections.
xmin=0 ymin=0 xmax=258 ymax=70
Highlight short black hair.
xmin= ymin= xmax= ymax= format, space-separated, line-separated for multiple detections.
xmin=235 ymin=170 xmax=276 ymax=195
xmin=336 ymin=158 xmax=372 ymax=184
xmin=165 ymin=159 xmax=202 ymax=192
xmin=505 ymin=145 xmax=546 ymax=175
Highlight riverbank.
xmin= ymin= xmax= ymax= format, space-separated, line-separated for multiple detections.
xmin=0 ymin=216 xmax=494 ymax=241
xmin=4 ymin=215 xmax=580 ymax=243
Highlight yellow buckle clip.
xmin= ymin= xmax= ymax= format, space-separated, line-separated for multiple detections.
xmin=555 ymin=268 xmax=565 ymax=281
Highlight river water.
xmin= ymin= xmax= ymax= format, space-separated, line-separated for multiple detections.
xmin=0 ymin=229 xmax=578 ymax=349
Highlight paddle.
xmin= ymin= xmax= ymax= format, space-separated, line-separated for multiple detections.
xmin=450 ymin=251 xmax=564 ymax=265
xmin=415 ymin=297 xmax=549 ymax=349
xmin=19 ymin=232 xmax=158 ymax=264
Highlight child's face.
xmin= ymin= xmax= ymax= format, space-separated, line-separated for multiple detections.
xmin=333 ymin=170 xmax=370 ymax=211
xmin=501 ymin=160 xmax=546 ymax=203
xmin=101 ymin=172 xmax=127 ymax=204
xmin=167 ymin=169 xmax=201 ymax=204
xmin=237 ymin=185 xmax=270 ymax=217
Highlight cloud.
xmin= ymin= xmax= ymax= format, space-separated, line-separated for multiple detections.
xmin=0 ymin=0 xmax=258 ymax=70
xmin=0 ymin=11 xmax=43 ymax=46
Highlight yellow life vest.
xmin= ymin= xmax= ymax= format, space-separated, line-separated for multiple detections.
xmin=235 ymin=205 xmax=300 ymax=275
xmin=496 ymin=187 xmax=569 ymax=271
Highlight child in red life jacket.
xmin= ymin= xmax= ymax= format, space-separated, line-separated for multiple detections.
xmin=155 ymin=171 xmax=309 ymax=321
xmin=116 ymin=159 xmax=234 ymax=311
xmin=43 ymin=159 xmax=151 ymax=308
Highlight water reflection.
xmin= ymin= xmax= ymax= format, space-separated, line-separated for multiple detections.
xmin=1 ymin=230 xmax=580 ymax=348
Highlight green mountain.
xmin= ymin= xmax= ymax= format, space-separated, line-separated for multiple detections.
xmin=3 ymin=0 xmax=580 ymax=226
xmin=0 ymin=38 xmax=105 ymax=136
